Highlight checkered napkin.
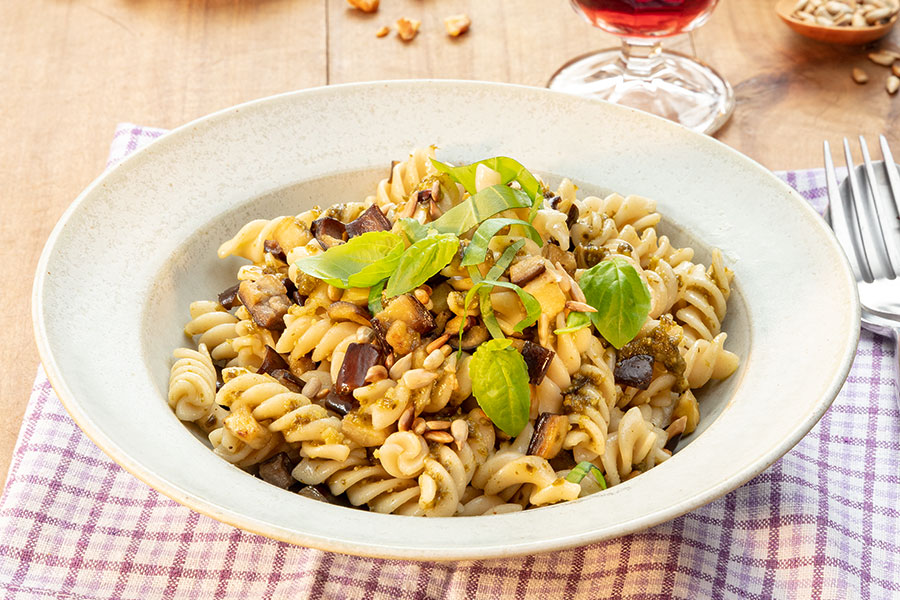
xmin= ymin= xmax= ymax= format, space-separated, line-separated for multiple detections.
xmin=2 ymin=125 xmax=898 ymax=600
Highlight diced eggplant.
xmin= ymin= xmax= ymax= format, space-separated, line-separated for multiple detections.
xmin=509 ymin=256 xmax=546 ymax=286
xmin=416 ymin=189 xmax=433 ymax=203
xmin=322 ymin=390 xmax=356 ymax=416
xmin=237 ymin=275 xmax=292 ymax=331
xmin=264 ymin=239 xmax=287 ymax=262
xmin=387 ymin=160 xmax=399 ymax=184
xmin=518 ymin=340 xmax=555 ymax=385
xmin=218 ymin=283 xmax=241 ymax=310
xmin=258 ymin=453 xmax=295 ymax=490
xmin=297 ymin=484 xmax=357 ymax=507
xmin=447 ymin=322 xmax=489 ymax=351
xmin=335 ymin=343 xmax=382 ymax=395
xmin=345 ymin=204 xmax=392 ymax=237
xmin=526 ymin=413 xmax=569 ymax=459
xmin=542 ymin=243 xmax=577 ymax=275
xmin=269 ymin=369 xmax=304 ymax=393
xmin=310 ymin=216 xmax=347 ymax=250
xmin=327 ymin=301 xmax=372 ymax=326
xmin=547 ymin=194 xmax=562 ymax=210
xmin=375 ymin=294 xmax=435 ymax=335
xmin=614 ymin=354 xmax=654 ymax=390
xmin=258 ymin=345 xmax=291 ymax=374
xmin=565 ymin=204 xmax=579 ymax=230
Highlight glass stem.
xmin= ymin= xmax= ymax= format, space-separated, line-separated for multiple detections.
xmin=616 ymin=39 xmax=665 ymax=79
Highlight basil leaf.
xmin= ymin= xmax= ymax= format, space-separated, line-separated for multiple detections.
xmin=565 ymin=461 xmax=607 ymax=490
xmin=485 ymin=240 xmax=524 ymax=281
xmin=578 ymin=256 xmax=651 ymax=349
xmin=463 ymin=279 xmax=541 ymax=337
xmin=461 ymin=218 xmax=543 ymax=267
xmin=430 ymin=156 xmax=542 ymax=201
xmin=554 ymin=311 xmax=592 ymax=335
xmin=384 ymin=233 xmax=459 ymax=298
xmin=294 ymin=231 xmax=404 ymax=289
xmin=469 ymin=338 xmax=531 ymax=437
xmin=479 ymin=290 xmax=505 ymax=340
xmin=396 ymin=217 xmax=433 ymax=244
xmin=368 ymin=279 xmax=385 ymax=315
xmin=431 ymin=185 xmax=532 ymax=236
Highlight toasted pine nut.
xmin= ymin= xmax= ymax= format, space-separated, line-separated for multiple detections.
xmin=424 ymin=431 xmax=454 ymax=444
xmin=365 ymin=365 xmax=388 ymax=383
xmin=413 ymin=418 xmax=427 ymax=435
xmin=398 ymin=406 xmax=415 ymax=432
xmin=426 ymin=333 xmax=451 ymax=354
xmin=565 ymin=300 xmax=598 ymax=313
xmin=425 ymin=420 xmax=451 ymax=431
xmin=423 ymin=349 xmax=445 ymax=371
xmin=401 ymin=368 xmax=439 ymax=389
xmin=301 ymin=378 xmax=322 ymax=398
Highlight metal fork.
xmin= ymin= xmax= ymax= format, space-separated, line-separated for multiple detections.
xmin=824 ymin=136 xmax=900 ymax=392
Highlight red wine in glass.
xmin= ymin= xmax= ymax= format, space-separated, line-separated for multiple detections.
xmin=549 ymin=0 xmax=733 ymax=134
xmin=571 ymin=0 xmax=719 ymax=37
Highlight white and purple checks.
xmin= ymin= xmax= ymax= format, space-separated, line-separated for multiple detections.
xmin=1 ymin=125 xmax=897 ymax=599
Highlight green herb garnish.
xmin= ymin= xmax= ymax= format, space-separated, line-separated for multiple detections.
xmin=461 ymin=218 xmax=543 ymax=267
xmin=463 ymin=279 xmax=541 ymax=338
xmin=565 ymin=461 xmax=607 ymax=490
xmin=384 ymin=233 xmax=459 ymax=298
xmin=553 ymin=311 xmax=592 ymax=335
xmin=367 ymin=279 xmax=385 ymax=314
xmin=431 ymin=185 xmax=532 ymax=236
xmin=577 ymin=256 xmax=651 ymax=348
xmin=396 ymin=217 xmax=433 ymax=245
xmin=294 ymin=231 xmax=404 ymax=289
xmin=430 ymin=156 xmax=543 ymax=201
xmin=469 ymin=338 xmax=531 ymax=436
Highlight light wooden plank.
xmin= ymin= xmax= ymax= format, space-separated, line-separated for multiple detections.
xmin=0 ymin=0 xmax=327 ymax=486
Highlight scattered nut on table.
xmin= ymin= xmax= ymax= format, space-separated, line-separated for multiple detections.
xmin=852 ymin=67 xmax=870 ymax=83
xmin=375 ymin=26 xmax=390 ymax=38
xmin=444 ymin=14 xmax=471 ymax=37
xmin=792 ymin=0 xmax=899 ymax=27
xmin=888 ymin=75 xmax=900 ymax=93
xmin=869 ymin=51 xmax=897 ymax=66
xmin=347 ymin=0 xmax=379 ymax=13
xmin=396 ymin=17 xmax=421 ymax=42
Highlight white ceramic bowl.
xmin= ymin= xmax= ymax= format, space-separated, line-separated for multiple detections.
xmin=33 ymin=81 xmax=860 ymax=560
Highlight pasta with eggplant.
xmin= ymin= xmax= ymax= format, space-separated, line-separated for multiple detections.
xmin=166 ymin=148 xmax=740 ymax=516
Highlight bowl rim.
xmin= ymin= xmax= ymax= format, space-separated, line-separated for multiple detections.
xmin=32 ymin=79 xmax=861 ymax=560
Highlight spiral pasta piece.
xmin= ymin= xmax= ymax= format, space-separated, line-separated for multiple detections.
xmin=184 ymin=301 xmax=239 ymax=361
xmin=168 ymin=343 xmax=217 ymax=422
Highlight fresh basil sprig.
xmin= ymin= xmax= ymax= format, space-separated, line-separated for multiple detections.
xmin=294 ymin=231 xmax=404 ymax=289
xmin=463 ymin=280 xmax=541 ymax=338
xmin=554 ymin=311 xmax=592 ymax=335
xmin=565 ymin=461 xmax=608 ymax=490
xmin=396 ymin=217 xmax=433 ymax=244
xmin=431 ymin=185 xmax=532 ymax=236
xmin=430 ymin=156 xmax=543 ymax=201
xmin=578 ymin=256 xmax=651 ymax=348
xmin=469 ymin=339 xmax=531 ymax=437
xmin=384 ymin=233 xmax=459 ymax=298
xmin=461 ymin=218 xmax=543 ymax=267
xmin=368 ymin=279 xmax=386 ymax=314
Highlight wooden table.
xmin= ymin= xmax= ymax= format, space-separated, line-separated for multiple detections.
xmin=1 ymin=0 xmax=897 ymax=488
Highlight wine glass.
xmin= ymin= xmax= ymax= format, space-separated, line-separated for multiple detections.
xmin=548 ymin=0 xmax=734 ymax=135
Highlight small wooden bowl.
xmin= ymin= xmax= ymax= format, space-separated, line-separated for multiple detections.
xmin=775 ymin=0 xmax=898 ymax=45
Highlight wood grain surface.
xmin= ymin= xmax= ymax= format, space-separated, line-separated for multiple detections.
xmin=2 ymin=0 xmax=898 ymax=488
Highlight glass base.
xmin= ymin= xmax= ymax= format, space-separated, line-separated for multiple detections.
xmin=547 ymin=47 xmax=735 ymax=136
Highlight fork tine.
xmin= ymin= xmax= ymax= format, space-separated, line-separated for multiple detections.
xmin=825 ymin=141 xmax=866 ymax=282
xmin=858 ymin=136 xmax=899 ymax=277
xmin=842 ymin=138 xmax=876 ymax=282
xmin=877 ymin=135 xmax=900 ymax=276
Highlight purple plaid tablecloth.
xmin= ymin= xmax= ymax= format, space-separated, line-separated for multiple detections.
xmin=1 ymin=124 xmax=898 ymax=600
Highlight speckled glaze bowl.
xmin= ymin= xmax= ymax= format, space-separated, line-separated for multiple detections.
xmin=33 ymin=81 xmax=860 ymax=560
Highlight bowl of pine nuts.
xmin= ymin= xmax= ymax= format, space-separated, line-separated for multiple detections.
xmin=776 ymin=0 xmax=899 ymax=44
